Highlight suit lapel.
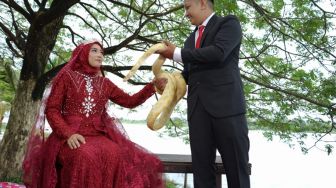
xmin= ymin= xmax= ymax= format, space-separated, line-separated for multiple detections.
xmin=200 ymin=14 xmax=218 ymax=47
xmin=190 ymin=28 xmax=197 ymax=49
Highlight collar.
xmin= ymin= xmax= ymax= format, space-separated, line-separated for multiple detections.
xmin=201 ymin=12 xmax=215 ymax=27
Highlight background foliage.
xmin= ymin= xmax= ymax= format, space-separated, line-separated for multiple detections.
xmin=0 ymin=0 xmax=335 ymax=162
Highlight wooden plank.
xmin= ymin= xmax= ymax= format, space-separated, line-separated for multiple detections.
xmin=158 ymin=154 xmax=223 ymax=163
xmin=157 ymin=154 xmax=251 ymax=188
xmin=157 ymin=154 xmax=225 ymax=174
xmin=157 ymin=154 xmax=251 ymax=175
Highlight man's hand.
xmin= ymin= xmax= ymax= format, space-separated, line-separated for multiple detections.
xmin=67 ymin=133 xmax=86 ymax=149
xmin=153 ymin=77 xmax=168 ymax=92
xmin=156 ymin=40 xmax=176 ymax=59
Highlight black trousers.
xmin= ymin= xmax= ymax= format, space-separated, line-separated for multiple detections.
xmin=188 ymin=100 xmax=250 ymax=188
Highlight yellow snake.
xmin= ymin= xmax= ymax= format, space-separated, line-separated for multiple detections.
xmin=123 ymin=43 xmax=186 ymax=131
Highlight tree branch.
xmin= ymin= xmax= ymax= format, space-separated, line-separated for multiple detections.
xmin=23 ymin=0 xmax=35 ymax=15
xmin=102 ymin=65 xmax=152 ymax=85
xmin=41 ymin=0 xmax=47 ymax=8
xmin=241 ymin=73 xmax=335 ymax=110
xmin=5 ymin=38 xmax=23 ymax=58
xmin=0 ymin=22 xmax=17 ymax=46
xmin=78 ymin=2 xmax=108 ymax=44
xmin=0 ymin=0 xmax=32 ymax=21
xmin=104 ymin=3 xmax=183 ymax=54
xmin=33 ymin=0 xmax=41 ymax=7
xmin=61 ymin=25 xmax=84 ymax=45
xmin=34 ymin=0 xmax=79 ymax=28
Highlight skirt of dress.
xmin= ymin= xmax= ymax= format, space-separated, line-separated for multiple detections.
xmin=23 ymin=115 xmax=164 ymax=188
xmin=57 ymin=135 xmax=121 ymax=188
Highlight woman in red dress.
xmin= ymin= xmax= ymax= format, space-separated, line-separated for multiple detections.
xmin=23 ymin=40 xmax=164 ymax=188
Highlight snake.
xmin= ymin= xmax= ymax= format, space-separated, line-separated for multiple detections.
xmin=123 ymin=43 xmax=186 ymax=131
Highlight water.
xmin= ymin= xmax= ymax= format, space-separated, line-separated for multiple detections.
xmin=1 ymin=123 xmax=335 ymax=188
xmin=123 ymin=123 xmax=336 ymax=188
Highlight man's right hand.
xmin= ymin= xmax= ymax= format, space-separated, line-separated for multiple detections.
xmin=67 ymin=133 xmax=86 ymax=149
xmin=156 ymin=40 xmax=176 ymax=59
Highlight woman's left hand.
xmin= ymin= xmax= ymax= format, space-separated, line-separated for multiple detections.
xmin=67 ymin=133 xmax=86 ymax=149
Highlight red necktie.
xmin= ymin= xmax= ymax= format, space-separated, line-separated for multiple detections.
xmin=195 ymin=25 xmax=205 ymax=48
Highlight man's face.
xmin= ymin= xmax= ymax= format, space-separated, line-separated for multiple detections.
xmin=184 ymin=0 xmax=203 ymax=26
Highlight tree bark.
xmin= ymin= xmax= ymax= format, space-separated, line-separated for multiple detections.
xmin=0 ymin=14 xmax=65 ymax=180
xmin=0 ymin=80 xmax=39 ymax=178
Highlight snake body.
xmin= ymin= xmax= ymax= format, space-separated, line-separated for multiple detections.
xmin=123 ymin=43 xmax=186 ymax=131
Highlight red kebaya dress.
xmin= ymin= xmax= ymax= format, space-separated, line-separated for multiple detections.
xmin=24 ymin=40 xmax=163 ymax=188
xmin=24 ymin=69 xmax=163 ymax=188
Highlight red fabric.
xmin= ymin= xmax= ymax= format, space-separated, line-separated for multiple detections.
xmin=23 ymin=41 xmax=162 ymax=188
xmin=195 ymin=25 xmax=205 ymax=48
xmin=70 ymin=42 xmax=101 ymax=75
xmin=0 ymin=182 xmax=26 ymax=188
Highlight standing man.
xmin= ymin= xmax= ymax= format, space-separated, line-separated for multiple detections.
xmin=157 ymin=0 xmax=250 ymax=187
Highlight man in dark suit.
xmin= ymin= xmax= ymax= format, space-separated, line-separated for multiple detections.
xmin=157 ymin=0 xmax=250 ymax=187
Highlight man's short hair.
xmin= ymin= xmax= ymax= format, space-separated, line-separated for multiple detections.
xmin=208 ymin=0 xmax=214 ymax=9
xmin=186 ymin=0 xmax=214 ymax=8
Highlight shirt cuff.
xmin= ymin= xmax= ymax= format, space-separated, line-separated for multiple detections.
xmin=173 ymin=47 xmax=183 ymax=63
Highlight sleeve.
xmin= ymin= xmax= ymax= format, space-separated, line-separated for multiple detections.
xmin=181 ymin=17 xmax=242 ymax=64
xmin=174 ymin=47 xmax=189 ymax=83
xmin=173 ymin=47 xmax=183 ymax=63
xmin=45 ymin=73 xmax=76 ymax=139
xmin=106 ymin=79 xmax=156 ymax=108
xmin=181 ymin=66 xmax=189 ymax=84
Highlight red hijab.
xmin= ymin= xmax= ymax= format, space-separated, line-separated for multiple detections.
xmin=52 ymin=40 xmax=103 ymax=85
xmin=23 ymin=39 xmax=164 ymax=188
xmin=22 ymin=39 xmax=104 ymax=186
xmin=70 ymin=41 xmax=103 ymax=75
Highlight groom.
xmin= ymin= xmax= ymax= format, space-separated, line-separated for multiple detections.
xmin=156 ymin=0 xmax=250 ymax=187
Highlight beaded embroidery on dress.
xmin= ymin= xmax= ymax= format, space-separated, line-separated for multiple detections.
xmin=23 ymin=40 xmax=163 ymax=188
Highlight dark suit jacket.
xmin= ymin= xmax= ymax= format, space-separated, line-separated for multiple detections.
xmin=181 ymin=14 xmax=246 ymax=119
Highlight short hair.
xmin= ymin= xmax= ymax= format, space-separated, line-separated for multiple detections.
xmin=186 ymin=0 xmax=214 ymax=9
xmin=208 ymin=0 xmax=214 ymax=10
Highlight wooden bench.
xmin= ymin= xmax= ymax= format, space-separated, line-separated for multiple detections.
xmin=157 ymin=154 xmax=251 ymax=188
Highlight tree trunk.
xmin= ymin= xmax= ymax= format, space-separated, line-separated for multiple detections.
xmin=0 ymin=14 xmax=65 ymax=180
xmin=0 ymin=80 xmax=39 ymax=179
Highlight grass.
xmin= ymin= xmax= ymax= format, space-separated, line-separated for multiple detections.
xmin=0 ymin=176 xmax=23 ymax=183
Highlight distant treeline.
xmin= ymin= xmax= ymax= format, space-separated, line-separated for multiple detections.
xmin=120 ymin=118 xmax=335 ymax=133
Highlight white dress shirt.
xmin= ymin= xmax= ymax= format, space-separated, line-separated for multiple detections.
xmin=173 ymin=13 xmax=215 ymax=63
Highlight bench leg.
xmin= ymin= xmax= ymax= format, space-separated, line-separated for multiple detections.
xmin=216 ymin=174 xmax=222 ymax=188
xmin=184 ymin=173 xmax=188 ymax=188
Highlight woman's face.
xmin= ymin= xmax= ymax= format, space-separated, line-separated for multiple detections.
xmin=88 ymin=44 xmax=104 ymax=68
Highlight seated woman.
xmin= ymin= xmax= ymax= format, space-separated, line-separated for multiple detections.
xmin=23 ymin=39 xmax=164 ymax=188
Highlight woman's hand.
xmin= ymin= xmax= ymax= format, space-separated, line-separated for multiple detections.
xmin=67 ymin=133 xmax=86 ymax=149
xmin=153 ymin=77 xmax=167 ymax=92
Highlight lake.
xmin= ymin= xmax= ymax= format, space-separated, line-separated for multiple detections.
xmin=123 ymin=123 xmax=336 ymax=188
xmin=1 ymin=122 xmax=335 ymax=188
